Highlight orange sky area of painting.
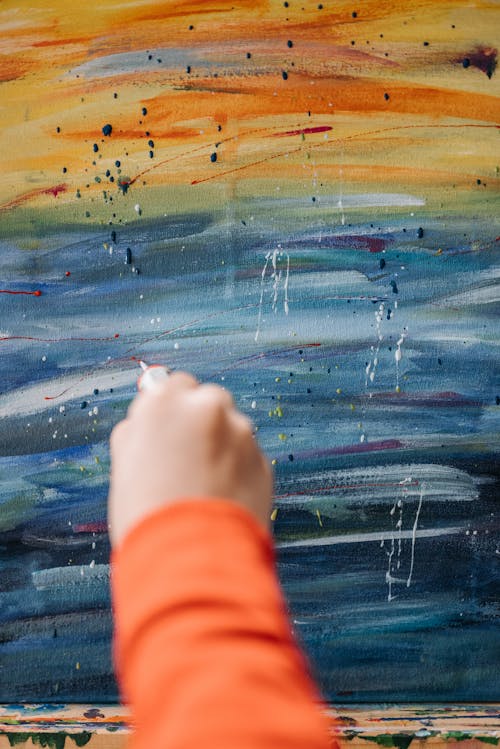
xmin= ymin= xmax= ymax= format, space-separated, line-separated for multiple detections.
xmin=0 ymin=0 xmax=498 ymax=214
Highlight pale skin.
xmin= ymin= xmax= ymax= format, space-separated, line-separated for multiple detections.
xmin=108 ymin=371 xmax=273 ymax=547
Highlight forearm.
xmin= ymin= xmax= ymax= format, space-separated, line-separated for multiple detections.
xmin=112 ymin=498 xmax=331 ymax=749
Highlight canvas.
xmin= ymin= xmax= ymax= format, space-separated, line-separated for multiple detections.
xmin=0 ymin=0 xmax=498 ymax=707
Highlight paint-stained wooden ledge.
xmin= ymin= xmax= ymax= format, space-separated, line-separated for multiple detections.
xmin=0 ymin=704 xmax=498 ymax=748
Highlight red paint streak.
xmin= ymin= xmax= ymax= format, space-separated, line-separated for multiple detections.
xmin=44 ymin=184 xmax=66 ymax=198
xmin=192 ymin=122 xmax=499 ymax=186
xmin=0 ymin=289 xmax=42 ymax=296
xmin=73 ymin=522 xmax=108 ymax=534
xmin=192 ymin=151 xmax=281 ymax=185
xmin=273 ymin=125 xmax=333 ymax=137
xmin=44 ymin=387 xmax=74 ymax=401
xmin=0 ymin=183 xmax=67 ymax=211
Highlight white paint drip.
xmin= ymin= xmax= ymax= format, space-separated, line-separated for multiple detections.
xmin=255 ymin=247 xmax=290 ymax=342
xmin=395 ymin=330 xmax=407 ymax=390
xmin=383 ymin=476 xmax=426 ymax=600
xmin=407 ymin=483 xmax=425 ymax=588
xmin=365 ymin=302 xmax=385 ymax=396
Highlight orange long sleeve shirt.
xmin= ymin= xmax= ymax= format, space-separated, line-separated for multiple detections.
xmin=112 ymin=498 xmax=334 ymax=749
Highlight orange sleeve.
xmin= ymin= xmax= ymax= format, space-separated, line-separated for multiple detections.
xmin=111 ymin=498 xmax=333 ymax=749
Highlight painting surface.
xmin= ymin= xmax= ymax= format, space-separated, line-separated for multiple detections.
xmin=0 ymin=0 xmax=498 ymax=703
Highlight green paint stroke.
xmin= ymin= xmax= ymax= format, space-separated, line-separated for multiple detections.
xmin=478 ymin=738 xmax=499 ymax=746
xmin=5 ymin=733 xmax=91 ymax=749
xmin=445 ymin=733 xmax=499 ymax=745
xmin=362 ymin=735 xmax=414 ymax=749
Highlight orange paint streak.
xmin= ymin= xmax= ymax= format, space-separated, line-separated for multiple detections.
xmin=171 ymin=73 xmax=500 ymax=123
xmin=0 ymin=57 xmax=29 ymax=83
xmin=31 ymin=36 xmax=89 ymax=48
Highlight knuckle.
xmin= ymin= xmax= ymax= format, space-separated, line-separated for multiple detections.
xmin=199 ymin=383 xmax=233 ymax=406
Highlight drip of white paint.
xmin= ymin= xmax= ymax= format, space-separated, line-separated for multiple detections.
xmin=395 ymin=330 xmax=407 ymax=389
xmin=283 ymin=252 xmax=290 ymax=314
xmin=386 ymin=499 xmax=398 ymax=601
xmin=407 ymin=483 xmax=425 ymax=588
xmin=385 ymin=535 xmax=396 ymax=602
xmin=365 ymin=303 xmax=385 ymax=393
xmin=254 ymin=253 xmax=271 ymax=342
xmin=255 ymin=247 xmax=290 ymax=342
xmin=396 ymin=499 xmax=403 ymax=569
xmin=271 ymin=248 xmax=280 ymax=312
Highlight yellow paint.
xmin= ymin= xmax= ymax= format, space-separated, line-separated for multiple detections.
xmin=316 ymin=509 xmax=323 ymax=527
xmin=270 ymin=508 xmax=278 ymax=521
xmin=278 ymin=433 xmax=287 ymax=441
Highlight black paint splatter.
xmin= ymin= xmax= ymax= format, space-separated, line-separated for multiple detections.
xmin=102 ymin=124 xmax=112 ymax=136
xmin=459 ymin=46 xmax=497 ymax=78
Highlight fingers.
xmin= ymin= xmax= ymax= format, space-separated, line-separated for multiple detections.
xmin=190 ymin=383 xmax=235 ymax=412
xmin=127 ymin=370 xmax=198 ymax=419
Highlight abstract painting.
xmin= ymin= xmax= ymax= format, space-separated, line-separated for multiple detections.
xmin=0 ymin=0 xmax=498 ymax=705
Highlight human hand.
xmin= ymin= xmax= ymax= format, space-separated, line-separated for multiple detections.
xmin=108 ymin=372 xmax=273 ymax=547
